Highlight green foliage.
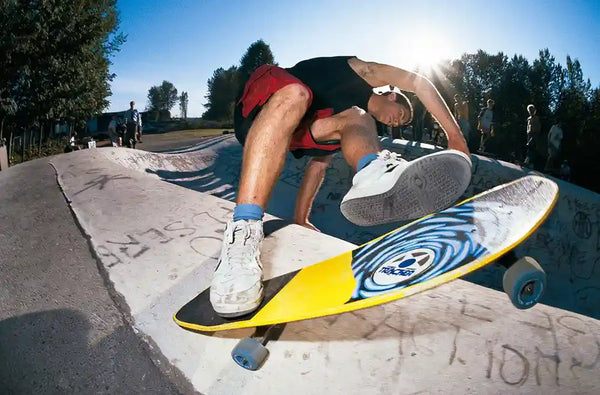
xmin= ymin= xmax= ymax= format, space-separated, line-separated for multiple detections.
xmin=434 ymin=48 xmax=599 ymax=191
xmin=179 ymin=91 xmax=189 ymax=119
xmin=0 ymin=0 xmax=125 ymax=139
xmin=238 ymin=39 xmax=276 ymax=79
xmin=147 ymin=80 xmax=179 ymax=117
xmin=202 ymin=40 xmax=276 ymax=122
xmin=202 ymin=66 xmax=239 ymax=121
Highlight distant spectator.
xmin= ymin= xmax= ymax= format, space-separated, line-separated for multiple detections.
xmin=524 ymin=104 xmax=542 ymax=170
xmin=432 ymin=121 xmax=447 ymax=146
xmin=477 ymin=99 xmax=494 ymax=152
xmin=454 ymin=94 xmax=471 ymax=144
xmin=559 ymin=160 xmax=571 ymax=182
xmin=545 ymin=120 xmax=563 ymax=171
xmin=124 ymin=100 xmax=142 ymax=145
xmin=65 ymin=130 xmax=79 ymax=153
xmin=108 ymin=115 xmax=118 ymax=147
xmin=411 ymin=95 xmax=426 ymax=142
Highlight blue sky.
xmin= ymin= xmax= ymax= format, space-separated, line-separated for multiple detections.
xmin=108 ymin=0 xmax=600 ymax=117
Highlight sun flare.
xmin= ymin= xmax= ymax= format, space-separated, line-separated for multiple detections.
xmin=405 ymin=30 xmax=455 ymax=73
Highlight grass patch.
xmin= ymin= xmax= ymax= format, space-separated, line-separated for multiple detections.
xmin=146 ymin=128 xmax=230 ymax=141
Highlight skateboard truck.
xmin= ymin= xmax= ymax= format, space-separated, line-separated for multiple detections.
xmin=231 ymin=323 xmax=286 ymax=370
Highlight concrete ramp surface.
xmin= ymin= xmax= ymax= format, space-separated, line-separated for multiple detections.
xmin=102 ymin=135 xmax=600 ymax=319
xmin=42 ymin=137 xmax=600 ymax=394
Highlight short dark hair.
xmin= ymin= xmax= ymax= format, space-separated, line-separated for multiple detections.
xmin=382 ymin=91 xmax=414 ymax=125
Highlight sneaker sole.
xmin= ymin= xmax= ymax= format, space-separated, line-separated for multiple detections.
xmin=211 ymin=286 xmax=264 ymax=318
xmin=340 ymin=150 xmax=472 ymax=226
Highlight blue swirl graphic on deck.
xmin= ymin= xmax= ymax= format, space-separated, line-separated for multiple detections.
xmin=349 ymin=202 xmax=488 ymax=301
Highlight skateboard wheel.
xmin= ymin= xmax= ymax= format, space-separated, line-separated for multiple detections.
xmin=503 ymin=256 xmax=546 ymax=309
xmin=231 ymin=337 xmax=269 ymax=371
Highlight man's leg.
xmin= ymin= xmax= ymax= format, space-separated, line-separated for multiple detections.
xmin=126 ymin=123 xmax=136 ymax=148
xmin=332 ymin=110 xmax=471 ymax=226
xmin=237 ymin=83 xmax=311 ymax=206
xmin=311 ymin=107 xmax=380 ymax=170
xmin=210 ymin=83 xmax=311 ymax=317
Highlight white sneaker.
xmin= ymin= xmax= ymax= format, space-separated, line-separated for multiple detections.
xmin=341 ymin=149 xmax=472 ymax=226
xmin=210 ymin=219 xmax=264 ymax=317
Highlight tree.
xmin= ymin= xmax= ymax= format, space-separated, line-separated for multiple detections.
xmin=202 ymin=40 xmax=276 ymax=122
xmin=530 ymin=49 xmax=562 ymax=114
xmin=202 ymin=66 xmax=238 ymax=121
xmin=0 ymin=0 xmax=125 ymax=141
xmin=491 ymin=55 xmax=532 ymax=160
xmin=179 ymin=91 xmax=189 ymax=119
xmin=147 ymin=80 xmax=178 ymax=119
xmin=238 ymin=39 xmax=276 ymax=80
xmin=555 ymin=56 xmax=592 ymax=158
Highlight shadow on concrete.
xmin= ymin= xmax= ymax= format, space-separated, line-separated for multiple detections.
xmin=0 ymin=310 xmax=182 ymax=394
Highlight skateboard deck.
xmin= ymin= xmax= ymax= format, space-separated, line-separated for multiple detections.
xmin=175 ymin=175 xmax=558 ymax=332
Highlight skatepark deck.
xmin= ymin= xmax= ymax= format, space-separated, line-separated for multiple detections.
xmin=38 ymin=138 xmax=600 ymax=394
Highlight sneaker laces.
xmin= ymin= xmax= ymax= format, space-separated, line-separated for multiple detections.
xmin=378 ymin=149 xmax=402 ymax=164
xmin=224 ymin=222 xmax=261 ymax=270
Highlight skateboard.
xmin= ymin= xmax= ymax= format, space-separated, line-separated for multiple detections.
xmin=175 ymin=175 xmax=559 ymax=370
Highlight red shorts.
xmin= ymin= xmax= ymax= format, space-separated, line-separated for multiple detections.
xmin=235 ymin=65 xmax=342 ymax=157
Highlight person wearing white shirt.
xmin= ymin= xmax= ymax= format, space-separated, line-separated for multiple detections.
xmin=546 ymin=121 xmax=563 ymax=170
xmin=107 ymin=115 xmax=118 ymax=147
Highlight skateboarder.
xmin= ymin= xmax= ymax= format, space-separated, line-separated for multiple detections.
xmin=210 ymin=56 xmax=471 ymax=317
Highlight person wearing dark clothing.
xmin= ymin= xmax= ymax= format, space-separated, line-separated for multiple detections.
xmin=124 ymin=101 xmax=142 ymax=146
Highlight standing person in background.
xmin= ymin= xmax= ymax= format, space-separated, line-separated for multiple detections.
xmin=411 ymin=95 xmax=426 ymax=142
xmin=107 ymin=115 xmax=119 ymax=147
xmin=559 ymin=160 xmax=571 ymax=182
xmin=477 ymin=99 xmax=494 ymax=152
xmin=124 ymin=101 xmax=142 ymax=146
xmin=524 ymin=104 xmax=542 ymax=169
xmin=545 ymin=120 xmax=563 ymax=171
xmin=454 ymin=94 xmax=471 ymax=146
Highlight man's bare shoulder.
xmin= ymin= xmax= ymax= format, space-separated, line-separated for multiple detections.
xmin=347 ymin=57 xmax=372 ymax=80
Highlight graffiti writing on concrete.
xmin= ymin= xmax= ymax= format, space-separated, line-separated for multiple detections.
xmin=288 ymin=292 xmax=600 ymax=390
xmin=73 ymin=168 xmax=132 ymax=196
xmin=96 ymin=202 xmax=233 ymax=268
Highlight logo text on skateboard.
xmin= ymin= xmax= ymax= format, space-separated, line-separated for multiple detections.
xmin=372 ymin=248 xmax=435 ymax=286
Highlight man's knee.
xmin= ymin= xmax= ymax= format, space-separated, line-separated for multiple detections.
xmin=272 ymin=83 xmax=311 ymax=110
xmin=345 ymin=106 xmax=376 ymax=130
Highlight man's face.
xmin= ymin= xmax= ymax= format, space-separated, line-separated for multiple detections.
xmin=375 ymin=95 xmax=410 ymax=128
xmin=130 ymin=102 xmax=135 ymax=109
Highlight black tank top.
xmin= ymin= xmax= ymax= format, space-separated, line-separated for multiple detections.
xmin=285 ymin=56 xmax=373 ymax=115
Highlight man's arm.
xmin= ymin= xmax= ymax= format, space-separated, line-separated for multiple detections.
xmin=348 ymin=58 xmax=469 ymax=156
xmin=294 ymin=154 xmax=333 ymax=231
